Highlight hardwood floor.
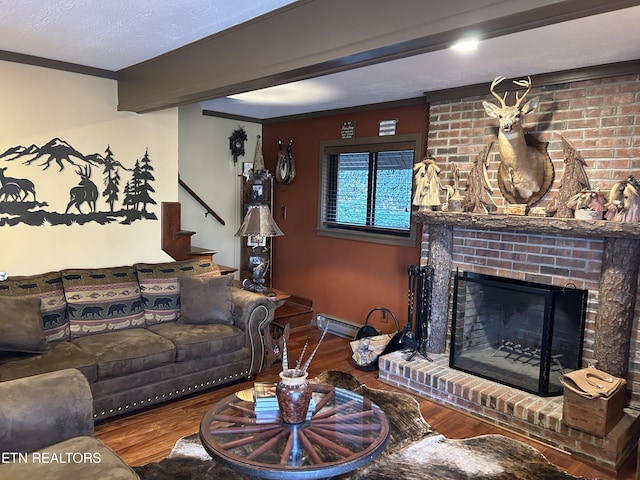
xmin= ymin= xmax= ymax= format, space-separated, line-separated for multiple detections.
xmin=94 ymin=324 xmax=636 ymax=479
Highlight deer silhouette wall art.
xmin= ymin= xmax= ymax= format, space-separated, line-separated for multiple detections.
xmin=0 ymin=166 xmax=37 ymax=201
xmin=482 ymin=76 xmax=554 ymax=206
xmin=65 ymin=165 xmax=98 ymax=214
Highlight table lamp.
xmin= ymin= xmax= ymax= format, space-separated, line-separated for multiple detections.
xmin=235 ymin=204 xmax=284 ymax=293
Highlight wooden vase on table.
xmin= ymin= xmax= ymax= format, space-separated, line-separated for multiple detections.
xmin=276 ymin=371 xmax=312 ymax=424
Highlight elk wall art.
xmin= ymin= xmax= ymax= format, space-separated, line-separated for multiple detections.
xmin=0 ymin=137 xmax=157 ymax=227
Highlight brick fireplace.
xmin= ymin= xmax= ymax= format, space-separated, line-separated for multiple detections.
xmin=379 ymin=213 xmax=640 ymax=471
xmin=378 ymin=71 xmax=640 ymax=471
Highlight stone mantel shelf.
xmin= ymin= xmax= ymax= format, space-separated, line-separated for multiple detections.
xmin=412 ymin=211 xmax=640 ymax=240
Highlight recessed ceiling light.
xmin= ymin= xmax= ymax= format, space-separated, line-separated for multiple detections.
xmin=451 ymin=39 xmax=479 ymax=53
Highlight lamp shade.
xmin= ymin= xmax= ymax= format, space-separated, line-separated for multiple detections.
xmin=235 ymin=204 xmax=284 ymax=237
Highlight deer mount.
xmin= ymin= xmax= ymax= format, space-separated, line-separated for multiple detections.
xmin=482 ymin=76 xmax=554 ymax=206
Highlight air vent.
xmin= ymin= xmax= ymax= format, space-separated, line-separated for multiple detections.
xmin=316 ymin=313 xmax=360 ymax=340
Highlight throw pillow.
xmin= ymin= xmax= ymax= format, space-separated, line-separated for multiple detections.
xmin=0 ymin=296 xmax=49 ymax=354
xmin=0 ymin=271 xmax=69 ymax=342
xmin=134 ymin=259 xmax=221 ymax=325
xmin=62 ymin=266 xmax=145 ymax=338
xmin=178 ymin=274 xmax=233 ymax=325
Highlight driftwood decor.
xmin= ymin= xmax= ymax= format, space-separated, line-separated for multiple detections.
xmin=482 ymin=76 xmax=554 ymax=206
xmin=463 ymin=142 xmax=496 ymax=214
xmin=547 ymin=135 xmax=591 ymax=218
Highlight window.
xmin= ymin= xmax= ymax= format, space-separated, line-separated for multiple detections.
xmin=318 ymin=134 xmax=422 ymax=246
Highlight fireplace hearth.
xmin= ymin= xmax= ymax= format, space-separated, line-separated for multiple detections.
xmin=450 ymin=271 xmax=587 ymax=396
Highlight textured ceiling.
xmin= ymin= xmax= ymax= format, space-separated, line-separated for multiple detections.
xmin=0 ymin=0 xmax=297 ymax=71
xmin=0 ymin=1 xmax=639 ymax=119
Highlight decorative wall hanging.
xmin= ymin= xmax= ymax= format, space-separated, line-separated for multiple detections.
xmin=378 ymin=119 xmax=397 ymax=136
xmin=482 ymin=76 xmax=554 ymax=206
xmin=0 ymin=138 xmax=156 ymax=226
xmin=275 ymin=139 xmax=296 ymax=184
xmin=341 ymin=121 xmax=356 ymax=139
xmin=229 ymin=127 xmax=248 ymax=164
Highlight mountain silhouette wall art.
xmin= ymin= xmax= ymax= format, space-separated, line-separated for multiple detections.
xmin=0 ymin=137 xmax=157 ymax=227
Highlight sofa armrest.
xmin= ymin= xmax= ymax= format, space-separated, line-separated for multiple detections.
xmin=0 ymin=369 xmax=94 ymax=453
xmin=230 ymin=287 xmax=275 ymax=374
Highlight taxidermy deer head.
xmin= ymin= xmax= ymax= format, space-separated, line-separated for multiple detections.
xmin=483 ymin=76 xmax=553 ymax=205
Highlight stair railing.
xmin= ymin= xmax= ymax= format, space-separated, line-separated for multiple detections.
xmin=178 ymin=175 xmax=225 ymax=226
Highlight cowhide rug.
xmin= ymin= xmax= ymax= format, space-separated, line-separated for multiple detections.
xmin=134 ymin=370 xmax=590 ymax=480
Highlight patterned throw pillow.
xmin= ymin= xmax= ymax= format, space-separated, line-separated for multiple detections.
xmin=134 ymin=259 xmax=221 ymax=325
xmin=62 ymin=266 xmax=145 ymax=338
xmin=0 ymin=271 xmax=69 ymax=342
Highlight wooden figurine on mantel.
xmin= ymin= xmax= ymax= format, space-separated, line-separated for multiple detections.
xmin=447 ymin=168 xmax=465 ymax=212
xmin=605 ymin=176 xmax=640 ymax=223
xmin=464 ymin=142 xmax=497 ymax=214
xmin=412 ymin=156 xmax=449 ymax=210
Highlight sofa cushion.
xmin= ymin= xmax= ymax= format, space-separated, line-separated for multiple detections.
xmin=148 ymin=322 xmax=245 ymax=362
xmin=0 ymin=342 xmax=98 ymax=382
xmin=0 ymin=271 xmax=69 ymax=342
xmin=134 ymin=258 xmax=221 ymax=325
xmin=71 ymin=328 xmax=175 ymax=379
xmin=62 ymin=266 xmax=145 ymax=338
xmin=178 ymin=274 xmax=233 ymax=325
xmin=0 ymin=296 xmax=49 ymax=354
xmin=0 ymin=436 xmax=139 ymax=479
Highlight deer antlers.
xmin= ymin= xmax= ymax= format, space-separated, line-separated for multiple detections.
xmin=489 ymin=76 xmax=532 ymax=107
xmin=513 ymin=77 xmax=532 ymax=107
xmin=75 ymin=165 xmax=92 ymax=178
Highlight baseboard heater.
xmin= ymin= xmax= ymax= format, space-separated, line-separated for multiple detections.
xmin=316 ymin=313 xmax=360 ymax=340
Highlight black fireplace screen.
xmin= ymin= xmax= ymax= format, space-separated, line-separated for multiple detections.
xmin=450 ymin=271 xmax=587 ymax=396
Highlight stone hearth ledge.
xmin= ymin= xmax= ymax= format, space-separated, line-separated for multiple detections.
xmin=378 ymin=350 xmax=640 ymax=473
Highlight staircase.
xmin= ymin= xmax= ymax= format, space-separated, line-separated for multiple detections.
xmin=161 ymin=202 xmax=219 ymax=261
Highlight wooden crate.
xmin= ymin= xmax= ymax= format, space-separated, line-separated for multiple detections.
xmin=563 ymin=384 xmax=626 ymax=437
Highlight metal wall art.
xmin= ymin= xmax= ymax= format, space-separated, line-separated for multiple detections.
xmin=0 ymin=137 xmax=157 ymax=226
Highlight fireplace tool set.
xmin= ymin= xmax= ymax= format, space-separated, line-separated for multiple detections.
xmin=400 ymin=265 xmax=434 ymax=362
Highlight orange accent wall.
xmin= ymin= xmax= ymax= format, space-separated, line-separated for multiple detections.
xmin=263 ymin=103 xmax=426 ymax=331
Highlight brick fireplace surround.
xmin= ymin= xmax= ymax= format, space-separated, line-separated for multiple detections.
xmin=378 ymin=214 xmax=640 ymax=472
xmin=379 ymin=73 xmax=640 ymax=472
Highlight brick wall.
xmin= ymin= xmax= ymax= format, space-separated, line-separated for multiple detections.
xmin=424 ymin=73 xmax=640 ymax=404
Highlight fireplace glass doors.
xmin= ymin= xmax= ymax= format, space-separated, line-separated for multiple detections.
xmin=450 ymin=272 xmax=587 ymax=396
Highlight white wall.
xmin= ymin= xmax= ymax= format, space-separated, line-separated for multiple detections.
xmin=0 ymin=61 xmax=178 ymax=275
xmin=178 ymin=104 xmax=262 ymax=271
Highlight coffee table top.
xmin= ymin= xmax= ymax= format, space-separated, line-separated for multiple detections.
xmin=199 ymin=384 xmax=390 ymax=479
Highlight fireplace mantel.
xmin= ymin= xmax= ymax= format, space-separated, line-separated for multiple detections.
xmin=413 ymin=210 xmax=640 ymax=381
xmin=412 ymin=211 xmax=640 ymax=240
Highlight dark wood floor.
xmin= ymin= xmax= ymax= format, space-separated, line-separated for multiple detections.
xmin=94 ymin=324 xmax=636 ymax=479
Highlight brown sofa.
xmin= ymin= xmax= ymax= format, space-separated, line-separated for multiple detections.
xmin=0 ymin=369 xmax=138 ymax=479
xmin=0 ymin=258 xmax=275 ymax=421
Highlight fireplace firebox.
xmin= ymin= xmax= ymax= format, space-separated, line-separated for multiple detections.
xmin=450 ymin=271 xmax=588 ymax=396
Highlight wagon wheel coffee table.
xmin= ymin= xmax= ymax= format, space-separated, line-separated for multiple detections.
xmin=199 ymin=383 xmax=390 ymax=479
